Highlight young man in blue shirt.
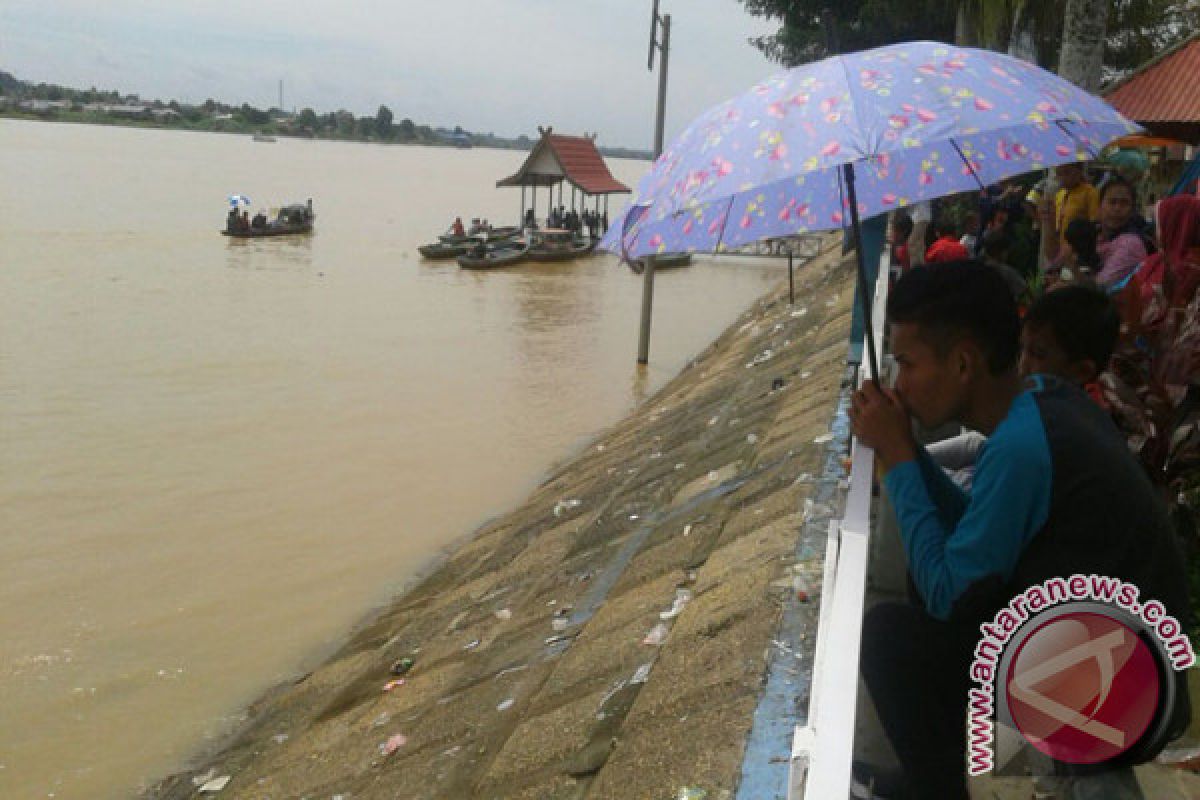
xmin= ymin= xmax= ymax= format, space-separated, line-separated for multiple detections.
xmin=848 ymin=263 xmax=1190 ymax=798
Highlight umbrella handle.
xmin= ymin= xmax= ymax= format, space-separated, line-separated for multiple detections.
xmin=842 ymin=164 xmax=880 ymax=384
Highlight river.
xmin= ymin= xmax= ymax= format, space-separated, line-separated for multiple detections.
xmin=0 ymin=119 xmax=786 ymax=799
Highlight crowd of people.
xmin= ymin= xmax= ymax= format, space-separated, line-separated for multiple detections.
xmin=523 ymin=206 xmax=609 ymax=238
xmin=859 ymin=161 xmax=1200 ymax=797
xmin=448 ymin=209 xmax=611 ymax=240
xmin=225 ymin=201 xmax=314 ymax=234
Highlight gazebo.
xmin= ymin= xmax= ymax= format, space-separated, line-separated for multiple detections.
xmin=497 ymin=127 xmax=631 ymax=229
xmin=1105 ymin=32 xmax=1200 ymax=145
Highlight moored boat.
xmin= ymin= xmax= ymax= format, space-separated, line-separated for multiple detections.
xmin=418 ymin=241 xmax=474 ymax=259
xmin=439 ymin=226 xmax=519 ymax=245
xmin=457 ymin=239 xmax=530 ymax=269
xmin=526 ymin=229 xmax=595 ymax=262
xmin=222 ymin=199 xmax=314 ymax=238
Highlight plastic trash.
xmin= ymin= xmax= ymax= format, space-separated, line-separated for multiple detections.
xmin=642 ymin=622 xmax=669 ymax=646
xmin=677 ymin=788 xmax=708 ymax=800
xmin=198 ymin=775 xmax=231 ymax=793
xmin=794 ymin=576 xmax=810 ymax=603
xmin=379 ymin=733 xmax=407 ymax=756
xmin=812 ymin=433 xmax=834 ymax=444
xmin=390 ymin=657 xmax=414 ymax=676
xmin=463 ymin=639 xmax=480 ymax=650
xmin=745 ymin=348 xmax=774 ymax=368
xmin=631 ymin=663 xmax=652 ymax=685
xmin=746 ymin=433 xmax=759 ymax=444
xmin=682 ymin=524 xmax=692 ymax=537
xmin=497 ymin=697 xmax=515 ymax=711
xmin=553 ymin=498 xmax=581 ymax=517
xmin=192 ymin=769 xmax=217 ymax=787
xmin=660 ymin=589 xmax=693 ymax=620
xmin=383 ymin=679 xmax=405 ymax=692
xmin=552 ymin=617 xmax=569 ymax=632
xmin=771 ymin=377 xmax=787 ymax=391
xmin=494 ymin=608 xmax=512 ymax=621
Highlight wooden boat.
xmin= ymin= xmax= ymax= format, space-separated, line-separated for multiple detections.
xmin=439 ymin=226 xmax=519 ymax=245
xmin=630 ymin=252 xmax=692 ymax=273
xmin=457 ymin=239 xmax=530 ymax=269
xmin=222 ymin=200 xmax=314 ymax=238
xmin=485 ymin=226 xmax=520 ymax=240
xmin=526 ymin=230 xmax=596 ymax=262
xmin=418 ymin=241 xmax=472 ymax=259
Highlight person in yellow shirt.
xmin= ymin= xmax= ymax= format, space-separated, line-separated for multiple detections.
xmin=1054 ymin=163 xmax=1099 ymax=245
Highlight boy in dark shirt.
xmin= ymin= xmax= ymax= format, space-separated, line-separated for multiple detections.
xmin=848 ymin=263 xmax=1190 ymax=798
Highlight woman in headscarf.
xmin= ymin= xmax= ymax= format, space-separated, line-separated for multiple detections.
xmin=1131 ymin=194 xmax=1200 ymax=314
xmin=1095 ymin=176 xmax=1151 ymax=288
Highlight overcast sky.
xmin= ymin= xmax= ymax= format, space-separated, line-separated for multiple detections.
xmin=3 ymin=1 xmax=781 ymax=149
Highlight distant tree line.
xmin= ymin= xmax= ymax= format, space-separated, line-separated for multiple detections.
xmin=0 ymin=71 xmax=651 ymax=159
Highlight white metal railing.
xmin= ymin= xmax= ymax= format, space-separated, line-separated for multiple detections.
xmin=788 ymin=243 xmax=892 ymax=799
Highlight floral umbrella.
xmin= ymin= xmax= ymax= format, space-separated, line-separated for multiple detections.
xmin=601 ymin=40 xmax=1140 ymax=377
xmin=604 ymin=41 xmax=1138 ymax=258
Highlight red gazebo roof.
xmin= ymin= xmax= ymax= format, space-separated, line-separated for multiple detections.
xmin=497 ymin=129 xmax=631 ymax=195
xmin=1105 ymin=33 xmax=1200 ymax=144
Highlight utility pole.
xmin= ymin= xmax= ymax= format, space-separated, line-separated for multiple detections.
xmin=637 ymin=0 xmax=670 ymax=365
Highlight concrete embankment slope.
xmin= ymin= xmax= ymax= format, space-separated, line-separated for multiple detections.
xmin=149 ymin=241 xmax=856 ymax=800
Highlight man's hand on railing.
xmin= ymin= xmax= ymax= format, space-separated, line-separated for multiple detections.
xmin=848 ymin=380 xmax=916 ymax=473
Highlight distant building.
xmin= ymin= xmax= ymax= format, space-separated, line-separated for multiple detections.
xmin=102 ymin=104 xmax=151 ymax=117
xmin=438 ymin=129 xmax=472 ymax=148
xmin=19 ymin=99 xmax=69 ymax=113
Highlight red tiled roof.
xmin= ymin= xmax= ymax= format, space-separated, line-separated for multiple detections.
xmin=496 ymin=131 xmax=631 ymax=194
xmin=545 ymin=134 xmax=630 ymax=194
xmin=1105 ymin=33 xmax=1200 ymax=143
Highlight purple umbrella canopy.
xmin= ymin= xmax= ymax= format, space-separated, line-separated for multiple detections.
xmin=603 ymin=40 xmax=1140 ymax=259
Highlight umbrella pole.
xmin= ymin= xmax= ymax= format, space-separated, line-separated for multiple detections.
xmin=788 ymin=251 xmax=794 ymax=305
xmin=842 ymin=164 xmax=880 ymax=384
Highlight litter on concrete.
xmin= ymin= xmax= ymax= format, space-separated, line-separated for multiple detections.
xmin=660 ymin=588 xmax=693 ymax=620
xmin=379 ymin=734 xmax=407 ymax=756
xmin=198 ymin=775 xmax=231 ymax=793
xmin=553 ymin=498 xmax=581 ymax=517
xmin=642 ymin=622 xmax=669 ymax=646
